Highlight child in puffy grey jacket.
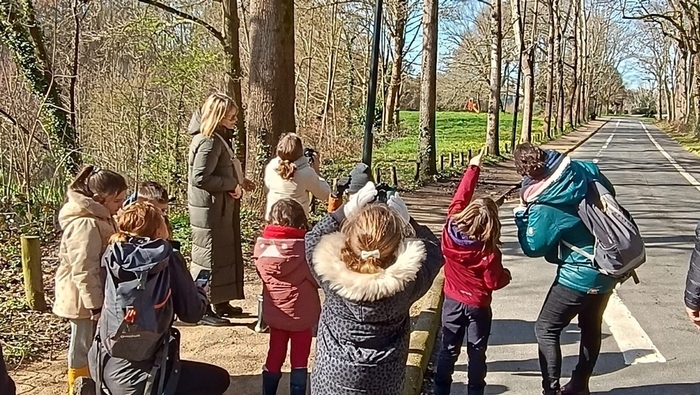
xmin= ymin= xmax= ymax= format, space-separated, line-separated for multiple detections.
xmin=305 ymin=182 xmax=444 ymax=395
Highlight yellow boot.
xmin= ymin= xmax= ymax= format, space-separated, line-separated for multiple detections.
xmin=67 ymin=366 xmax=90 ymax=395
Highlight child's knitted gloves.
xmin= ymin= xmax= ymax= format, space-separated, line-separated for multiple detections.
xmin=388 ymin=193 xmax=410 ymax=224
xmin=344 ymin=181 xmax=377 ymax=220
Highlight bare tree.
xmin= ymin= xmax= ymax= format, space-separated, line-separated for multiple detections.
xmin=0 ymin=0 xmax=81 ymax=174
xmin=418 ymin=0 xmax=438 ymax=178
xmin=486 ymin=0 xmax=502 ymax=156
xmin=248 ymin=0 xmax=296 ymax=204
xmin=384 ymin=0 xmax=408 ymax=131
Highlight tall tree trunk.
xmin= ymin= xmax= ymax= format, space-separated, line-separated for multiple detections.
xmin=486 ymin=0 xmax=502 ymax=156
xmin=0 ymin=0 xmax=81 ymax=174
xmin=693 ymin=52 xmax=700 ymax=137
xmin=248 ymin=0 xmax=296 ymax=206
xmin=579 ymin=2 xmax=588 ymax=123
xmin=543 ymin=0 xmax=555 ymax=139
xmin=521 ymin=0 xmax=538 ymax=141
xmin=222 ymin=0 xmax=246 ymax=294
xmin=510 ymin=0 xmax=525 ymax=149
xmin=657 ymin=77 xmax=664 ymax=121
xmin=555 ymin=0 xmax=567 ymax=135
xmin=567 ymin=0 xmax=579 ymax=129
xmin=666 ymin=79 xmax=675 ymax=122
xmin=223 ymin=0 xmax=247 ymax=169
xmin=418 ymin=0 xmax=438 ymax=179
xmin=385 ymin=0 xmax=407 ymax=131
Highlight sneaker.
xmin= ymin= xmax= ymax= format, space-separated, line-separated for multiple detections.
xmin=198 ymin=305 xmax=232 ymax=326
xmin=212 ymin=303 xmax=244 ymax=318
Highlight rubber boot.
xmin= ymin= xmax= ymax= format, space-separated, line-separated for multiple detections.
xmin=290 ymin=368 xmax=308 ymax=395
xmin=262 ymin=370 xmax=282 ymax=395
xmin=67 ymin=366 xmax=90 ymax=395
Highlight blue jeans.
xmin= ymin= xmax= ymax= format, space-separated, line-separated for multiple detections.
xmin=434 ymin=296 xmax=493 ymax=395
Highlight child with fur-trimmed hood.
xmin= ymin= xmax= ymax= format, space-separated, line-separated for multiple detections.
xmin=305 ymin=182 xmax=444 ymax=395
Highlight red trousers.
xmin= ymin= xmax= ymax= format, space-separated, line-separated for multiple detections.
xmin=264 ymin=327 xmax=313 ymax=373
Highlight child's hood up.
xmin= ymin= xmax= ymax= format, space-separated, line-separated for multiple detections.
xmin=58 ymin=190 xmax=113 ymax=230
xmin=102 ymin=237 xmax=172 ymax=277
xmin=254 ymin=226 xmax=307 ymax=279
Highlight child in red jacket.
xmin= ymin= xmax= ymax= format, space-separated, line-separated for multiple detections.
xmin=434 ymin=149 xmax=512 ymax=395
xmin=254 ymin=198 xmax=321 ymax=395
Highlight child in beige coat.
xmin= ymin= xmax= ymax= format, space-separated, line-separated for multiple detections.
xmin=53 ymin=165 xmax=127 ymax=394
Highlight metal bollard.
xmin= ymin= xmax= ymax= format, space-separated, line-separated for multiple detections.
xmin=254 ymin=294 xmax=268 ymax=333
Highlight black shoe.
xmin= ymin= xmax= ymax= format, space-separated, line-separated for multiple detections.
xmin=467 ymin=384 xmax=485 ymax=395
xmin=212 ymin=303 xmax=244 ymax=318
xmin=199 ymin=306 xmax=232 ymax=326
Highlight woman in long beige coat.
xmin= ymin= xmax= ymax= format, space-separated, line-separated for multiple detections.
xmin=188 ymin=92 xmax=253 ymax=326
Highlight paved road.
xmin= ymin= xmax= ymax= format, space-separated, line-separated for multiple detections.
xmin=448 ymin=118 xmax=700 ymax=394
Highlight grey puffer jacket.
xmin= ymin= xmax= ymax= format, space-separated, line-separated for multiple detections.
xmin=685 ymin=221 xmax=700 ymax=310
xmin=305 ymin=209 xmax=443 ymax=395
xmin=187 ymin=112 xmax=243 ymax=303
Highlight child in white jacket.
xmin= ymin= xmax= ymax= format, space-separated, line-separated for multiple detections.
xmin=264 ymin=133 xmax=331 ymax=220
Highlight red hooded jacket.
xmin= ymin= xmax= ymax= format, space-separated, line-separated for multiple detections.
xmin=442 ymin=165 xmax=511 ymax=308
xmin=254 ymin=225 xmax=321 ymax=331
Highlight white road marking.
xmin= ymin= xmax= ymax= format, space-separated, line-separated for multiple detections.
xmin=593 ymin=133 xmax=615 ymax=164
xmin=593 ymin=120 xmax=666 ymax=365
xmin=603 ymin=291 xmax=667 ymax=365
xmin=641 ymin=121 xmax=700 ymax=193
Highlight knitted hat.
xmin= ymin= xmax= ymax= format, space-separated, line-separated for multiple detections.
xmin=347 ymin=163 xmax=373 ymax=195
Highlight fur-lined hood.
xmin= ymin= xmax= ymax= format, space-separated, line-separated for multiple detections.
xmin=312 ymin=232 xmax=427 ymax=302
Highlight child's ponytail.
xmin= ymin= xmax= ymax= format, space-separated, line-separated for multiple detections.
xmin=277 ymin=160 xmax=297 ymax=180
xmin=69 ymin=165 xmax=128 ymax=199
xmin=340 ymin=205 xmax=404 ymax=274
xmin=69 ymin=165 xmax=97 ymax=197
xmin=275 ymin=133 xmax=304 ymax=181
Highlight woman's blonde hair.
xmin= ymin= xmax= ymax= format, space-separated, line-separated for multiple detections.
xmin=276 ymin=133 xmax=304 ymax=180
xmin=199 ymin=92 xmax=238 ymax=137
xmin=340 ymin=204 xmax=406 ymax=274
xmin=110 ymin=201 xmax=166 ymax=244
xmin=451 ymin=197 xmax=501 ymax=252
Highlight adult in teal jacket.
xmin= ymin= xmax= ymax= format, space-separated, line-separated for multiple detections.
xmin=513 ymin=143 xmax=617 ymax=395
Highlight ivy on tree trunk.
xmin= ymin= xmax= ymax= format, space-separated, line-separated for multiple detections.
xmin=0 ymin=0 xmax=81 ymax=175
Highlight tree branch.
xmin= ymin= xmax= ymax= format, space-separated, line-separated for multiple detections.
xmin=137 ymin=0 xmax=226 ymax=48
xmin=0 ymin=107 xmax=50 ymax=151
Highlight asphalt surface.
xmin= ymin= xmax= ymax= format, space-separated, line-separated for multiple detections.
xmin=446 ymin=118 xmax=700 ymax=394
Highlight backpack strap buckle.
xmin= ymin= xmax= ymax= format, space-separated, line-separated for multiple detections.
xmin=124 ymin=307 xmax=137 ymax=324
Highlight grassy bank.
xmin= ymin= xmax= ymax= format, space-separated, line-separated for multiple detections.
xmin=656 ymin=121 xmax=700 ymax=155
xmin=367 ymin=111 xmax=544 ymax=189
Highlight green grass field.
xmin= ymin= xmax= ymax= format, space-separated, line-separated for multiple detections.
xmin=367 ymin=111 xmax=544 ymax=188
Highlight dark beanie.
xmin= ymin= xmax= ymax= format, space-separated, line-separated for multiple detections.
xmin=347 ymin=163 xmax=373 ymax=194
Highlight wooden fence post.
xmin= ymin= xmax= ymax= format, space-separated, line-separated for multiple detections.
xmin=374 ymin=168 xmax=382 ymax=183
xmin=414 ymin=161 xmax=421 ymax=181
xmin=391 ymin=166 xmax=398 ymax=186
xmin=450 ymin=152 xmax=455 ymax=167
xmin=20 ymin=236 xmax=46 ymax=312
xmin=440 ymin=155 xmax=445 ymax=171
xmin=468 ymin=149 xmax=473 ymax=160
xmin=460 ymin=152 xmax=465 ymax=166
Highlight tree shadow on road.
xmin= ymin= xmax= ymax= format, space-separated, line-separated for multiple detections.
xmin=592 ymin=382 xmax=700 ymax=395
xmin=471 ymin=352 xmax=626 ymax=377
xmin=488 ymin=319 xmax=611 ymax=346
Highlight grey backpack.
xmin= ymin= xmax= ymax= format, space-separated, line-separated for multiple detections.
xmin=563 ymin=179 xmax=646 ymax=279
xmin=95 ymin=237 xmax=179 ymax=395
